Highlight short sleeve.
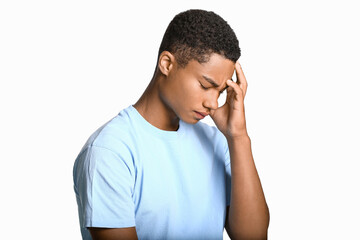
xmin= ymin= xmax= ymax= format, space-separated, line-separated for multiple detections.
xmin=74 ymin=145 xmax=136 ymax=228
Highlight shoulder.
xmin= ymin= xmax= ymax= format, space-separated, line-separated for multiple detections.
xmin=78 ymin=106 xmax=136 ymax=157
xmin=74 ymin=107 xmax=138 ymax=181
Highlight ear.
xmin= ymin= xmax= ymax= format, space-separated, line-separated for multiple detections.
xmin=158 ymin=51 xmax=175 ymax=76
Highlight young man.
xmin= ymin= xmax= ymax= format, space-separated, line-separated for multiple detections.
xmin=73 ymin=9 xmax=269 ymax=240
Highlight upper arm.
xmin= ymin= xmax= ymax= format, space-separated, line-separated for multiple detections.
xmin=74 ymin=146 xmax=136 ymax=231
xmin=88 ymin=227 xmax=138 ymax=240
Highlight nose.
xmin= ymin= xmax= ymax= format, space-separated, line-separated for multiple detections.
xmin=203 ymin=91 xmax=219 ymax=110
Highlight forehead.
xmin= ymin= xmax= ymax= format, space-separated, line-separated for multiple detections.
xmin=182 ymin=54 xmax=235 ymax=83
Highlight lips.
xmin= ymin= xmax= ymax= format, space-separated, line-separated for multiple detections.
xmin=195 ymin=111 xmax=209 ymax=118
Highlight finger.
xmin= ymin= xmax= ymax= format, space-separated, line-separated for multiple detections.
xmin=226 ymin=81 xmax=234 ymax=102
xmin=226 ymin=79 xmax=244 ymax=101
xmin=235 ymin=61 xmax=248 ymax=95
xmin=228 ymin=73 xmax=246 ymax=99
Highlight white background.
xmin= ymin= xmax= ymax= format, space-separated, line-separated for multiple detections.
xmin=1 ymin=0 xmax=359 ymax=239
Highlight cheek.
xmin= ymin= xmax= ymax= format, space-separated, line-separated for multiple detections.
xmin=183 ymin=82 xmax=203 ymax=104
xmin=185 ymin=81 xmax=198 ymax=94
xmin=173 ymin=76 xmax=199 ymax=97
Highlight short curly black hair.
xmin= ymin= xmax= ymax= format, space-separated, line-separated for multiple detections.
xmin=158 ymin=9 xmax=241 ymax=68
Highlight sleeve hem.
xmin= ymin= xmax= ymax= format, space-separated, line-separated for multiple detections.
xmin=84 ymin=219 xmax=136 ymax=229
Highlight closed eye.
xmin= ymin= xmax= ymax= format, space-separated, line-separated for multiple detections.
xmin=200 ymin=81 xmax=228 ymax=94
xmin=199 ymin=82 xmax=210 ymax=90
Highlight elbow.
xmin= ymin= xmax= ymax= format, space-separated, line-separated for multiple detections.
xmin=228 ymin=211 xmax=270 ymax=240
xmin=230 ymin=230 xmax=268 ymax=240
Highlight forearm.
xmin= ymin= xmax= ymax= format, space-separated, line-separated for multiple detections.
xmin=226 ymin=136 xmax=270 ymax=239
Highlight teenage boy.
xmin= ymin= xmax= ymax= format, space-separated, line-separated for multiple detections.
xmin=73 ymin=9 xmax=269 ymax=240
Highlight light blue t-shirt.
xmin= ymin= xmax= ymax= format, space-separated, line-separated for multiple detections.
xmin=73 ymin=105 xmax=232 ymax=240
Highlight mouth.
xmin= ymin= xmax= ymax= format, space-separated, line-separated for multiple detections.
xmin=194 ymin=111 xmax=209 ymax=119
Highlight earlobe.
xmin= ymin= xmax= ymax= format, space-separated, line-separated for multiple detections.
xmin=158 ymin=51 xmax=175 ymax=76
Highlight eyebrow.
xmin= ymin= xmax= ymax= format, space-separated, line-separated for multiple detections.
xmin=202 ymin=75 xmax=229 ymax=93
xmin=202 ymin=75 xmax=219 ymax=87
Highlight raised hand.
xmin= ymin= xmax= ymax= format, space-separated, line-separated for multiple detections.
xmin=210 ymin=61 xmax=248 ymax=139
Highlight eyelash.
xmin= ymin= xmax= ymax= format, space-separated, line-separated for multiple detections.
xmin=200 ymin=82 xmax=226 ymax=94
xmin=200 ymin=83 xmax=209 ymax=90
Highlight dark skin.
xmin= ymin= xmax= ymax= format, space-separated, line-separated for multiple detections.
xmin=89 ymin=51 xmax=270 ymax=240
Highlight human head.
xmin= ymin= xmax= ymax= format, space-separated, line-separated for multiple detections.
xmin=153 ymin=9 xmax=240 ymax=126
xmin=158 ymin=9 xmax=241 ymax=68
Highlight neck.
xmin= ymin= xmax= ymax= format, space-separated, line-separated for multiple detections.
xmin=133 ymin=73 xmax=180 ymax=131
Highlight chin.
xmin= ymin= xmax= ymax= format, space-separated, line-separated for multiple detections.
xmin=177 ymin=110 xmax=201 ymax=125
xmin=181 ymin=116 xmax=200 ymax=125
